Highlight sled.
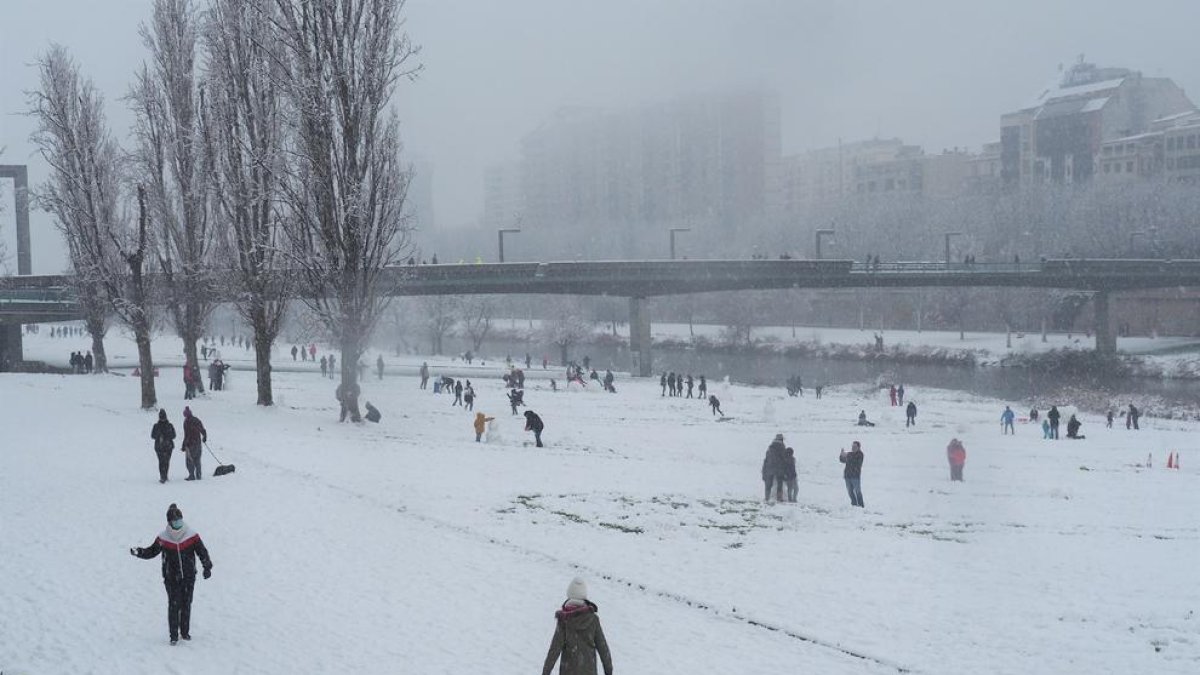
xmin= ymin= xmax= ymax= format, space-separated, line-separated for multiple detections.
xmin=716 ymin=416 xmax=735 ymax=422
xmin=205 ymin=443 xmax=237 ymax=477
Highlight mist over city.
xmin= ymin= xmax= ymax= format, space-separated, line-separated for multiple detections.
xmin=2 ymin=2 xmax=1200 ymax=673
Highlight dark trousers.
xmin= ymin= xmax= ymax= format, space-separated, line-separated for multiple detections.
xmin=763 ymin=477 xmax=784 ymax=501
xmin=950 ymin=464 xmax=964 ymax=481
xmin=156 ymin=450 xmax=172 ymax=482
xmin=165 ymin=577 xmax=195 ymax=640
xmin=533 ymin=429 xmax=543 ymax=447
xmin=845 ymin=478 xmax=864 ymax=507
xmin=906 ymin=415 xmax=915 ymax=427
xmin=185 ymin=448 xmax=202 ymax=479
xmin=1050 ymin=422 xmax=1059 ymax=439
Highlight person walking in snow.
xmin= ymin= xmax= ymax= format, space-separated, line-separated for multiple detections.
xmin=685 ymin=374 xmax=694 ymax=399
xmin=1106 ymin=409 xmax=1114 ymax=428
xmin=376 ymin=355 xmax=385 ymax=381
xmin=473 ymin=412 xmax=494 ymax=442
xmin=783 ymin=447 xmax=798 ymax=502
xmin=464 ymin=382 xmax=475 ymax=410
xmin=698 ymin=375 xmax=707 ymax=398
xmin=897 ymin=384 xmax=905 ymax=406
xmin=1001 ymin=406 xmax=1015 ymax=435
xmin=181 ymin=407 xmax=207 ymax=480
xmin=1127 ymin=403 xmax=1140 ymax=430
xmin=320 ymin=355 xmax=328 ymax=378
xmin=131 ymin=503 xmax=213 ymax=645
xmin=709 ymin=394 xmax=723 ymax=416
xmin=151 ymin=409 xmax=177 ymax=484
xmin=905 ymin=401 xmax=918 ymax=427
xmin=291 ymin=345 xmax=298 ymax=361
xmin=419 ymin=361 xmax=429 ymax=389
xmin=839 ymin=441 xmax=865 ymax=507
xmin=947 ymin=438 xmax=966 ymax=481
xmin=541 ymin=577 xmax=613 ymax=675
xmin=183 ymin=363 xmax=196 ymax=400
xmin=309 ymin=344 xmax=316 ymax=361
xmin=667 ymin=372 xmax=677 ymax=397
xmin=888 ymin=384 xmax=897 ymax=406
xmin=327 ymin=354 xmax=336 ymax=379
xmin=453 ymin=379 xmax=464 ymax=407
xmin=524 ymin=410 xmax=545 ymax=447
xmin=1042 ymin=418 xmax=1052 ymax=439
xmin=660 ymin=372 xmax=667 ymax=397
xmin=1047 ymin=405 xmax=1061 ymax=439
xmin=762 ymin=433 xmax=787 ymax=502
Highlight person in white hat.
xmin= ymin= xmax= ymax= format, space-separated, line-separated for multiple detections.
xmin=542 ymin=577 xmax=613 ymax=675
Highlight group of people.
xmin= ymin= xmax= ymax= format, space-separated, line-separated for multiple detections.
xmin=150 ymin=406 xmax=208 ymax=483
xmin=318 ymin=354 xmax=338 ymax=378
xmin=290 ymin=343 xmax=318 ymax=362
xmin=659 ymin=371 xmax=707 ymax=399
xmin=887 ymin=383 xmax=906 ymax=406
xmin=68 ymin=350 xmax=94 ymax=373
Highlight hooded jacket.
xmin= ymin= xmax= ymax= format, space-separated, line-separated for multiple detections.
xmin=182 ymin=414 xmax=207 ymax=451
xmin=542 ymin=600 xmax=613 ymax=675
xmin=134 ymin=524 xmax=212 ymax=582
xmin=947 ymin=440 xmax=966 ymax=466
xmin=473 ymin=413 xmax=494 ymax=435
xmin=152 ymin=419 xmax=176 ymax=454
xmin=761 ymin=440 xmax=786 ymax=480
xmin=524 ymin=411 xmax=544 ymax=433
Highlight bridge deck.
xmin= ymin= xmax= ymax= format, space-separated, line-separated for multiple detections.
xmin=4 ymin=258 xmax=1200 ymax=321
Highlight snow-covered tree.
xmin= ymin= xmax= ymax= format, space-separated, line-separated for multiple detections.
xmin=29 ymin=45 xmax=157 ymax=405
xmin=271 ymin=0 xmax=420 ymax=422
xmin=203 ymin=0 xmax=291 ymax=405
xmin=129 ymin=0 xmax=217 ymax=379
xmin=542 ymin=299 xmax=593 ymax=365
xmin=420 ymin=295 xmax=459 ymax=355
xmin=460 ymin=296 xmax=495 ymax=352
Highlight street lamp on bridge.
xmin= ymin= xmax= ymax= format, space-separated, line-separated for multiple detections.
xmin=669 ymin=227 xmax=691 ymax=260
xmin=944 ymin=231 xmax=963 ymax=269
xmin=497 ymin=228 xmax=521 ymax=263
xmin=815 ymin=229 xmax=836 ymax=260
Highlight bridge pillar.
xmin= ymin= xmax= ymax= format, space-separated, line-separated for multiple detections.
xmin=1093 ymin=291 xmax=1117 ymax=356
xmin=0 ymin=323 xmax=23 ymax=371
xmin=628 ymin=296 xmax=652 ymax=377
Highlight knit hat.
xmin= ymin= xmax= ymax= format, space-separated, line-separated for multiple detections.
xmin=158 ymin=409 xmax=167 ymax=421
xmin=566 ymin=577 xmax=588 ymax=601
xmin=166 ymin=503 xmax=183 ymax=522
xmin=183 ymin=406 xmax=192 ymax=418
xmin=773 ymin=433 xmax=785 ymax=442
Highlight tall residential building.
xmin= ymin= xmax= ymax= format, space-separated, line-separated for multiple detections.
xmin=1000 ymin=60 xmax=1195 ymax=186
xmin=516 ymin=89 xmax=781 ymax=257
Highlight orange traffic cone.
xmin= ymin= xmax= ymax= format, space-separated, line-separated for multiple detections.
xmin=1167 ymin=452 xmax=1175 ymax=469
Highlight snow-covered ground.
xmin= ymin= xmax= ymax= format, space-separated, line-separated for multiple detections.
xmin=3 ymin=329 xmax=1200 ymax=673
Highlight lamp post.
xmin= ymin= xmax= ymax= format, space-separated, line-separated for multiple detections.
xmin=944 ymin=231 xmax=963 ymax=269
xmin=497 ymin=228 xmax=521 ymax=263
xmin=815 ymin=229 xmax=835 ymax=260
xmin=669 ymin=227 xmax=691 ymax=260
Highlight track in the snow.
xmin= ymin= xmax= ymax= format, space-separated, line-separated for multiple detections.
xmin=240 ymin=453 xmax=914 ymax=673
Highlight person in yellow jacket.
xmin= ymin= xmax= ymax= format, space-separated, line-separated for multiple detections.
xmin=473 ymin=412 xmax=495 ymax=442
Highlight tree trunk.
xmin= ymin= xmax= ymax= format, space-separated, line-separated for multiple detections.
xmin=559 ymin=343 xmax=568 ymax=366
xmin=183 ymin=316 xmax=204 ymax=393
xmin=252 ymin=310 xmax=274 ymax=406
xmin=340 ymin=333 xmax=362 ymax=423
xmin=1041 ymin=317 xmax=1048 ymax=343
xmin=85 ymin=312 xmax=108 ymax=373
xmin=1006 ymin=324 xmax=1012 ymax=349
xmin=134 ymin=319 xmax=156 ymax=409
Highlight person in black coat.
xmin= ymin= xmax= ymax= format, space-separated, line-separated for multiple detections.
xmin=1047 ymin=405 xmax=1061 ymax=439
xmin=151 ymin=409 xmax=177 ymax=484
xmin=131 ymin=503 xmax=213 ymax=645
xmin=524 ymin=410 xmax=545 ymax=447
xmin=839 ymin=441 xmax=865 ymax=507
xmin=905 ymin=401 xmax=917 ymax=427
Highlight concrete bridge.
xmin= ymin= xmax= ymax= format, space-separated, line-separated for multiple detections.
xmin=4 ymin=257 xmax=1200 ymax=373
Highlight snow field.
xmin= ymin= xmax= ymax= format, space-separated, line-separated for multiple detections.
xmin=2 ymin=337 xmax=1199 ymax=673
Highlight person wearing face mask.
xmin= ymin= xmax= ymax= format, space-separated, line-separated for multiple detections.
xmin=131 ymin=503 xmax=213 ymax=645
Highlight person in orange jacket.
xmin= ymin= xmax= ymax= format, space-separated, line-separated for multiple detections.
xmin=947 ymin=438 xmax=966 ymax=481
xmin=473 ymin=412 xmax=495 ymax=442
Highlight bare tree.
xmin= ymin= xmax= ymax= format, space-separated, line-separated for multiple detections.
xmin=460 ymin=295 xmax=494 ymax=352
xmin=129 ymin=0 xmax=217 ymax=378
xmin=204 ymin=0 xmax=290 ymax=405
xmin=541 ymin=299 xmax=593 ymax=365
xmin=270 ymin=0 xmax=420 ymax=422
xmin=420 ymin=295 xmax=459 ymax=355
xmin=29 ymin=45 xmax=157 ymax=405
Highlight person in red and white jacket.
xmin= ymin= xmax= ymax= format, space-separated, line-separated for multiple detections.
xmin=947 ymin=438 xmax=967 ymax=482
xmin=131 ymin=503 xmax=213 ymax=645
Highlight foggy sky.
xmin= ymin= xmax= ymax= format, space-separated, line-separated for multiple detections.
xmin=3 ymin=0 xmax=1200 ymax=274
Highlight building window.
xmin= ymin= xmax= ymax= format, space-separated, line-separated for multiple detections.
xmin=1126 ymin=161 xmax=1134 ymax=173
xmin=1103 ymin=163 xmax=1111 ymax=173
xmin=1168 ymin=137 xmax=1176 ymax=151
xmin=1114 ymin=163 xmax=1121 ymax=173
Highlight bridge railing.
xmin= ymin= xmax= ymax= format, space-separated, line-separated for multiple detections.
xmin=849 ymin=261 xmax=1046 ymax=273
